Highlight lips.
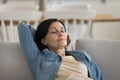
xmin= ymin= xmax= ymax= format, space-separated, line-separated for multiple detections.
xmin=59 ymin=38 xmax=65 ymax=41
xmin=58 ymin=37 xmax=65 ymax=41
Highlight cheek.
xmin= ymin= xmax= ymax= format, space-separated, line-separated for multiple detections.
xmin=65 ymin=34 xmax=68 ymax=41
xmin=64 ymin=35 xmax=68 ymax=44
xmin=45 ymin=35 xmax=57 ymax=43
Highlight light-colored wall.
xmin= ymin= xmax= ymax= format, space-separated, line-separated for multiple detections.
xmin=92 ymin=22 xmax=120 ymax=40
xmin=89 ymin=1 xmax=120 ymax=40
xmin=89 ymin=1 xmax=120 ymax=18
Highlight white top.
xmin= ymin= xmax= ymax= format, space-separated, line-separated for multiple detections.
xmin=56 ymin=56 xmax=93 ymax=80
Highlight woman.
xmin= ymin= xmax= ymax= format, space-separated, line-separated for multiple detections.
xmin=18 ymin=18 xmax=105 ymax=80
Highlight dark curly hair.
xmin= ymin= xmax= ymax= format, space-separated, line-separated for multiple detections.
xmin=35 ymin=18 xmax=66 ymax=51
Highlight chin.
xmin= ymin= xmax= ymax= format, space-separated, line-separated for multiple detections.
xmin=59 ymin=44 xmax=67 ymax=48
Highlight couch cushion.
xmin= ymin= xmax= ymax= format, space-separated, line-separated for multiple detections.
xmin=0 ymin=42 xmax=34 ymax=80
xmin=75 ymin=39 xmax=120 ymax=80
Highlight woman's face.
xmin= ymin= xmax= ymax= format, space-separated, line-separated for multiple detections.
xmin=41 ymin=21 xmax=67 ymax=50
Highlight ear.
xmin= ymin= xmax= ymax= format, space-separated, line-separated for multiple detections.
xmin=66 ymin=34 xmax=71 ymax=46
xmin=41 ymin=38 xmax=47 ymax=45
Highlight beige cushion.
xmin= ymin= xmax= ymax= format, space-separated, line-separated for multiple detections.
xmin=0 ymin=42 xmax=34 ymax=80
xmin=75 ymin=39 xmax=120 ymax=80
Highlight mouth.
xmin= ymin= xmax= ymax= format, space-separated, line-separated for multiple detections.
xmin=58 ymin=38 xmax=66 ymax=41
xmin=59 ymin=39 xmax=65 ymax=41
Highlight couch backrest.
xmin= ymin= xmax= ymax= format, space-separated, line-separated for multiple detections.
xmin=75 ymin=39 xmax=120 ymax=80
xmin=0 ymin=42 xmax=34 ymax=80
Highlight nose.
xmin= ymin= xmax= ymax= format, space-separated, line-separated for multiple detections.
xmin=58 ymin=31 xmax=64 ymax=36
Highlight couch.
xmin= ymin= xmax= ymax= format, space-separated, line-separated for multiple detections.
xmin=0 ymin=42 xmax=34 ymax=80
xmin=76 ymin=39 xmax=120 ymax=80
xmin=0 ymin=39 xmax=120 ymax=80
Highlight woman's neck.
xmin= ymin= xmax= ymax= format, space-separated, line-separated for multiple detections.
xmin=50 ymin=48 xmax=66 ymax=57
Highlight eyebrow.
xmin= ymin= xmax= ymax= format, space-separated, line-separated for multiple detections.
xmin=49 ymin=26 xmax=65 ymax=30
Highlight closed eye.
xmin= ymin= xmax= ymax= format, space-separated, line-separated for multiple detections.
xmin=61 ymin=29 xmax=65 ymax=33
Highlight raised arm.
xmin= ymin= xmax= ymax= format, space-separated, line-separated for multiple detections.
xmin=18 ymin=22 xmax=40 ymax=65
